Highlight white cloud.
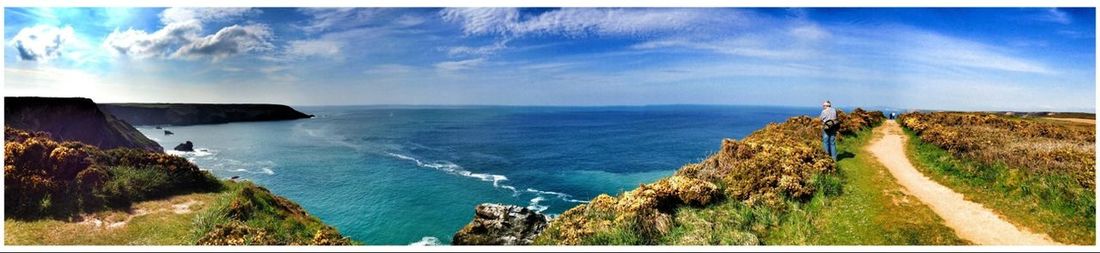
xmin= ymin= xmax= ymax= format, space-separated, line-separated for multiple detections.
xmin=8 ymin=24 xmax=77 ymax=62
xmin=173 ymin=24 xmax=274 ymax=61
xmin=103 ymin=7 xmax=269 ymax=61
xmin=286 ymin=39 xmax=344 ymax=58
xmin=441 ymin=8 xmax=747 ymax=38
xmin=103 ymin=20 xmax=202 ymax=59
xmin=435 ymin=58 xmax=485 ymax=71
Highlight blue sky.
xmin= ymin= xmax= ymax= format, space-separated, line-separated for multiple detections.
xmin=3 ymin=8 xmax=1096 ymax=111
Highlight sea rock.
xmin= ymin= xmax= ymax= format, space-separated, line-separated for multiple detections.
xmin=164 ymin=130 xmax=174 ymax=135
xmin=174 ymin=141 xmax=194 ymax=152
xmin=452 ymin=203 xmax=549 ymax=245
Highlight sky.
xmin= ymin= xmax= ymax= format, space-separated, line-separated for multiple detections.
xmin=3 ymin=7 xmax=1096 ymax=112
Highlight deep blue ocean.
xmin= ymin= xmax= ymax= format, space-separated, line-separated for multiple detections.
xmin=136 ymin=105 xmax=822 ymax=245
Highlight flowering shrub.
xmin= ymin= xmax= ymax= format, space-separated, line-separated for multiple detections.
xmin=4 ymin=127 xmax=219 ymax=218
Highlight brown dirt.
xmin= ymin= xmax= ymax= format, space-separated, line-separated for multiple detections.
xmin=866 ymin=120 xmax=1060 ymax=245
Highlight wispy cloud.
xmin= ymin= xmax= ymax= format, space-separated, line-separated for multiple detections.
xmin=434 ymin=58 xmax=485 ymax=72
xmin=440 ymin=8 xmax=749 ymax=38
xmin=1036 ymin=8 xmax=1072 ymax=25
xmin=285 ymin=39 xmax=344 ymax=58
xmin=445 ymin=39 xmax=508 ymax=57
xmin=892 ymin=28 xmax=1055 ymax=74
xmin=365 ymin=64 xmax=415 ymax=75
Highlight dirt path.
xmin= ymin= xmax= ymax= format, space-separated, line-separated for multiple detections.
xmin=866 ymin=120 xmax=1060 ymax=245
xmin=1043 ymin=117 xmax=1095 ymax=125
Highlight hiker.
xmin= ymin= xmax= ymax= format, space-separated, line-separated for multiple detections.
xmin=819 ymin=101 xmax=839 ymax=160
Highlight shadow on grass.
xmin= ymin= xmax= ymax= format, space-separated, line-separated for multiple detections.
xmin=837 ymin=151 xmax=855 ymax=161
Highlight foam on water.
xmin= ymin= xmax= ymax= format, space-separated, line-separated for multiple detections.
xmin=212 ymin=159 xmax=277 ymax=175
xmin=385 ymin=152 xmax=590 ymax=214
xmin=408 ymin=236 xmax=441 ymax=246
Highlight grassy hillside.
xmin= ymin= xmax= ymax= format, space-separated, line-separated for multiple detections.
xmin=4 ymin=97 xmax=162 ymax=152
xmin=4 ymin=127 xmax=352 ymax=245
xmin=100 ymin=103 xmax=312 ymax=126
xmin=899 ymin=112 xmax=1095 ymax=245
xmin=532 ymin=109 xmax=892 ymax=245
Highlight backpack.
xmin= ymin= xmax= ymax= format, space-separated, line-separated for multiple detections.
xmin=824 ymin=119 xmax=840 ymax=133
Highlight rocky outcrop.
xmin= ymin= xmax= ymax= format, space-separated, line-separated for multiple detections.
xmin=452 ymin=204 xmax=549 ymax=245
xmin=174 ymin=141 xmax=195 ymax=152
xmin=101 ymin=103 xmax=312 ymax=126
xmin=4 ymin=97 xmax=163 ymax=152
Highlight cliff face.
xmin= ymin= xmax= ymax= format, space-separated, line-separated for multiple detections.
xmin=4 ymin=97 xmax=163 ymax=152
xmin=100 ymin=103 xmax=312 ymax=126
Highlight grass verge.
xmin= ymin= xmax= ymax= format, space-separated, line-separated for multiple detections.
xmin=903 ymin=128 xmax=1095 ymax=245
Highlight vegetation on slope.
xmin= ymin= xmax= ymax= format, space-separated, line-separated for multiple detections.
xmin=4 ymin=127 xmax=219 ymax=218
xmin=533 ymin=109 xmax=885 ymax=245
xmin=899 ymin=112 xmax=1095 ymax=244
xmin=4 ymin=127 xmax=352 ymax=245
xmin=192 ymin=181 xmax=352 ymax=245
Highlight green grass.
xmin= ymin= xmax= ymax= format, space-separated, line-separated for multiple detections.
xmin=6 ymin=180 xmax=353 ymax=245
xmin=903 ymin=128 xmax=1096 ymax=245
xmin=765 ymin=128 xmax=967 ymax=245
xmin=5 ymin=191 xmax=219 ymax=245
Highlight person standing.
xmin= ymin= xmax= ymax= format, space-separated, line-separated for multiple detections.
xmin=819 ymin=101 xmax=839 ymax=160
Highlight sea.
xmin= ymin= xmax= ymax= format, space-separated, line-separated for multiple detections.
xmin=135 ymin=105 xmax=825 ymax=245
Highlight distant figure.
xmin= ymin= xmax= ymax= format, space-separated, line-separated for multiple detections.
xmin=819 ymin=101 xmax=839 ymax=160
xmin=890 ymin=112 xmax=897 ymax=120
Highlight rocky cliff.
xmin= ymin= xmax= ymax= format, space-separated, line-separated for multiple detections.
xmin=4 ymin=97 xmax=163 ymax=152
xmin=100 ymin=103 xmax=312 ymax=126
xmin=452 ymin=204 xmax=549 ymax=245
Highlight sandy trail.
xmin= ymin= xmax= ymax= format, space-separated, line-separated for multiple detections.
xmin=80 ymin=200 xmax=201 ymax=230
xmin=1043 ymin=117 xmax=1095 ymax=125
xmin=866 ymin=120 xmax=1060 ymax=245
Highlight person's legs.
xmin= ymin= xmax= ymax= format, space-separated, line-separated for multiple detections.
xmin=828 ymin=133 xmax=837 ymax=160
xmin=823 ymin=132 xmax=837 ymax=160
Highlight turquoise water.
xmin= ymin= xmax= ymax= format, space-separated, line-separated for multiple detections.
xmin=136 ymin=105 xmax=819 ymax=245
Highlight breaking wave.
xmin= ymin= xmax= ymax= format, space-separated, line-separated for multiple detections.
xmin=408 ymin=236 xmax=441 ymax=246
